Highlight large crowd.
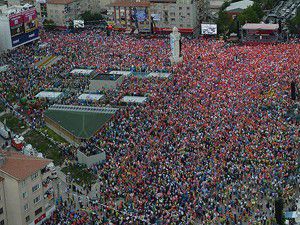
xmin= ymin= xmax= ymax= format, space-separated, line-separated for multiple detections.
xmin=1 ymin=28 xmax=299 ymax=224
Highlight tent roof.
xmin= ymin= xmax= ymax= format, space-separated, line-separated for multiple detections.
xmin=35 ymin=91 xmax=63 ymax=99
xmin=70 ymin=69 xmax=94 ymax=75
xmin=78 ymin=94 xmax=104 ymax=101
xmin=109 ymin=71 xmax=132 ymax=76
xmin=121 ymin=96 xmax=148 ymax=103
xmin=242 ymin=23 xmax=279 ymax=30
xmin=225 ymin=0 xmax=253 ymax=12
xmin=148 ymin=72 xmax=171 ymax=78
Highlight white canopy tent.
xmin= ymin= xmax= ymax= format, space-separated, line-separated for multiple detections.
xmin=121 ymin=96 xmax=148 ymax=104
xmin=0 ymin=65 xmax=9 ymax=72
xmin=70 ymin=69 xmax=94 ymax=75
xmin=109 ymin=71 xmax=132 ymax=76
xmin=78 ymin=94 xmax=104 ymax=101
xmin=148 ymin=72 xmax=171 ymax=78
xmin=35 ymin=91 xmax=63 ymax=100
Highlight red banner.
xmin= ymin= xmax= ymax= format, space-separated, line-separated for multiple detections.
xmin=34 ymin=213 xmax=46 ymax=224
xmin=23 ymin=8 xmax=37 ymax=23
xmin=9 ymin=13 xmax=24 ymax=27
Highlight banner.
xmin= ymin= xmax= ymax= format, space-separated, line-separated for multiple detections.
xmin=9 ymin=8 xmax=39 ymax=47
xmin=74 ymin=20 xmax=84 ymax=28
xmin=11 ymin=29 xmax=39 ymax=47
xmin=201 ymin=24 xmax=217 ymax=35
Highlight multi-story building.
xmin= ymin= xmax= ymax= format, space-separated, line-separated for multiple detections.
xmin=108 ymin=0 xmax=208 ymax=34
xmin=6 ymin=0 xmax=34 ymax=6
xmin=150 ymin=0 xmax=204 ymax=34
xmin=0 ymin=151 xmax=55 ymax=225
xmin=35 ymin=0 xmax=82 ymax=27
xmin=34 ymin=0 xmax=112 ymax=27
xmin=0 ymin=177 xmax=8 ymax=225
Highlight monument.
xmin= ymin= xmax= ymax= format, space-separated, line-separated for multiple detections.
xmin=170 ymin=27 xmax=183 ymax=65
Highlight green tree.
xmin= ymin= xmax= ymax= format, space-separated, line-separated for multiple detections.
xmin=287 ymin=8 xmax=300 ymax=34
xmin=217 ymin=10 xmax=233 ymax=34
xmin=43 ymin=19 xmax=56 ymax=30
xmin=80 ymin=11 xmax=103 ymax=22
xmin=237 ymin=3 xmax=264 ymax=25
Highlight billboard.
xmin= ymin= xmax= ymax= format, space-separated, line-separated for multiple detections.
xmin=151 ymin=14 xmax=160 ymax=21
xmin=201 ymin=24 xmax=217 ymax=35
xmin=9 ymin=8 xmax=39 ymax=47
xmin=74 ymin=20 xmax=84 ymax=28
xmin=24 ymin=8 xmax=38 ymax=33
xmin=138 ymin=20 xmax=151 ymax=33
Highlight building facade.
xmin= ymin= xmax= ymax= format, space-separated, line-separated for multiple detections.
xmin=0 ymin=4 xmax=39 ymax=51
xmin=0 ymin=178 xmax=7 ymax=225
xmin=35 ymin=0 xmax=82 ymax=27
xmin=108 ymin=0 xmax=207 ymax=34
xmin=0 ymin=151 xmax=55 ymax=225
xmin=34 ymin=0 xmax=112 ymax=27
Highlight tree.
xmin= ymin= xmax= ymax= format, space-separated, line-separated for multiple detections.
xmin=80 ymin=11 xmax=103 ymax=22
xmin=217 ymin=10 xmax=233 ymax=34
xmin=287 ymin=8 xmax=300 ymax=34
xmin=237 ymin=3 xmax=264 ymax=25
xmin=43 ymin=19 xmax=56 ymax=30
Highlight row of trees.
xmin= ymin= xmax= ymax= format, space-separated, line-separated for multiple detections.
xmin=42 ymin=10 xmax=105 ymax=30
xmin=217 ymin=2 xmax=264 ymax=35
xmin=287 ymin=8 xmax=300 ymax=34
xmin=217 ymin=0 xmax=300 ymax=35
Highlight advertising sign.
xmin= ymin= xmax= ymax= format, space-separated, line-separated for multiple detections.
xmin=74 ymin=20 xmax=84 ymax=28
xmin=9 ymin=8 xmax=39 ymax=47
xmin=24 ymin=8 xmax=38 ymax=33
xmin=151 ymin=14 xmax=160 ymax=21
xmin=34 ymin=213 xmax=46 ymax=224
xmin=201 ymin=24 xmax=217 ymax=35
xmin=11 ymin=29 xmax=39 ymax=47
xmin=138 ymin=20 xmax=151 ymax=33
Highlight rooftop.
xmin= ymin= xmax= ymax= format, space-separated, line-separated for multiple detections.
xmin=109 ymin=1 xmax=150 ymax=7
xmin=47 ymin=0 xmax=74 ymax=5
xmin=0 ymin=151 xmax=52 ymax=181
xmin=45 ymin=105 xmax=118 ymax=139
xmin=242 ymin=23 xmax=279 ymax=30
xmin=92 ymin=73 xmax=122 ymax=81
xmin=225 ymin=0 xmax=254 ymax=12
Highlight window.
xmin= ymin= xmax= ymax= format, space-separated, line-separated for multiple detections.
xmin=24 ymin=203 xmax=29 ymax=211
xmin=179 ymin=7 xmax=182 ymax=10
xmin=171 ymin=18 xmax=175 ymax=21
xmin=0 ymin=220 xmax=4 ymax=225
xmin=22 ymin=192 xmax=28 ymax=199
xmin=35 ymin=207 xmax=42 ymax=216
xmin=0 ymin=207 xmax=3 ymax=214
xmin=33 ymin=196 xmax=41 ymax=204
xmin=187 ymin=7 xmax=190 ymax=10
xmin=32 ymin=184 xmax=41 ymax=193
xmin=25 ymin=216 xmax=30 ymax=223
xmin=31 ymin=172 xmax=38 ymax=181
xmin=21 ymin=180 xmax=26 ymax=188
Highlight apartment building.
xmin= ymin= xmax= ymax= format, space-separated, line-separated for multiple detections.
xmin=0 ymin=151 xmax=55 ymax=225
xmin=34 ymin=0 xmax=82 ymax=27
xmin=150 ymin=0 xmax=202 ymax=33
xmin=34 ymin=0 xmax=112 ymax=27
xmin=109 ymin=0 xmax=208 ymax=34
xmin=5 ymin=0 xmax=33 ymax=6
xmin=0 ymin=178 xmax=7 ymax=225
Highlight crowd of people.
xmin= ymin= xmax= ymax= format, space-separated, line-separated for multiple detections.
xmin=0 ymin=28 xmax=299 ymax=224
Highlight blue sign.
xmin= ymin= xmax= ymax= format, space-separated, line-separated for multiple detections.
xmin=11 ymin=29 xmax=39 ymax=47
xmin=135 ymin=9 xmax=147 ymax=22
